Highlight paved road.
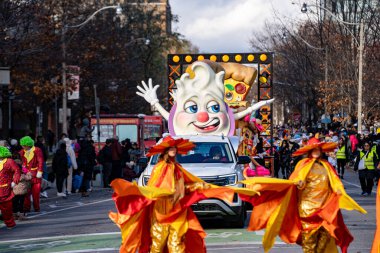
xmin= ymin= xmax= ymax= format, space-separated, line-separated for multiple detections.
xmin=0 ymin=168 xmax=376 ymax=253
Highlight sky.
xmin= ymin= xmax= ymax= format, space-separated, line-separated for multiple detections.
xmin=170 ymin=0 xmax=304 ymax=53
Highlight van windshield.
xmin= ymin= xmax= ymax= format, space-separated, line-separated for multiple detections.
xmin=150 ymin=142 xmax=234 ymax=165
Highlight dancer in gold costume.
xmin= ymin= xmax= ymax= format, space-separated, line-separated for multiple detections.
xmin=110 ymin=136 xmax=256 ymax=253
xmin=241 ymin=137 xmax=366 ymax=253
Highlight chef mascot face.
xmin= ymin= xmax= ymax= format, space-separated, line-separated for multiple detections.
xmin=168 ymin=61 xmax=235 ymax=136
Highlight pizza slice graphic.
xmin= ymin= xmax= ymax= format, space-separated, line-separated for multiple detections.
xmin=224 ymin=78 xmax=252 ymax=108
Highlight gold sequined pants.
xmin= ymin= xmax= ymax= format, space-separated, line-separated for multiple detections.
xmin=301 ymin=227 xmax=331 ymax=253
xmin=150 ymin=221 xmax=185 ymax=253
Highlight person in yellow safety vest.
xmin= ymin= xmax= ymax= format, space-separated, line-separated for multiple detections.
xmin=336 ymin=137 xmax=349 ymax=179
xmin=354 ymin=141 xmax=380 ymax=196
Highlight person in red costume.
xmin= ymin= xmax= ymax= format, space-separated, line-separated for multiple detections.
xmin=0 ymin=146 xmax=21 ymax=229
xmin=19 ymin=136 xmax=44 ymax=213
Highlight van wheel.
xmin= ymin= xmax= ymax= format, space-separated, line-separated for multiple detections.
xmin=229 ymin=204 xmax=247 ymax=228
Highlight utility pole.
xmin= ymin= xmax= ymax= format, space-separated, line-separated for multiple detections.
xmin=324 ymin=46 xmax=328 ymax=116
xmin=357 ymin=20 xmax=364 ymax=133
xmin=94 ymin=85 xmax=101 ymax=152
xmin=61 ymin=24 xmax=68 ymax=135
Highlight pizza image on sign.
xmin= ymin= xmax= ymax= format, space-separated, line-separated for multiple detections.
xmin=224 ymin=78 xmax=252 ymax=108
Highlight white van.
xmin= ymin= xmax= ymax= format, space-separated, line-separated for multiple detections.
xmin=138 ymin=135 xmax=251 ymax=227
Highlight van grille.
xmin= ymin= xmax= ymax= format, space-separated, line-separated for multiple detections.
xmin=202 ymin=177 xmax=228 ymax=186
xmin=192 ymin=203 xmax=223 ymax=212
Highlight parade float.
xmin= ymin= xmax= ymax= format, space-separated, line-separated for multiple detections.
xmin=136 ymin=53 xmax=275 ymax=175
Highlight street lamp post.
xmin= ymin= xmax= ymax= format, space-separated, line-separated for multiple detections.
xmin=300 ymin=2 xmax=364 ymax=132
xmin=61 ymin=4 xmax=122 ymax=135
xmin=357 ymin=21 xmax=364 ymax=133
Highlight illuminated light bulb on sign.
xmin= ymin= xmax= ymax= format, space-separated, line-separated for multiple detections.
xmin=259 ymin=76 xmax=267 ymax=83
xmin=260 ymin=54 xmax=267 ymax=61
xmin=173 ymin=55 xmax=180 ymax=63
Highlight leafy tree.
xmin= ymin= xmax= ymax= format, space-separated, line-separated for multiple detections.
xmin=0 ymin=0 xmax=190 ymax=137
xmin=249 ymin=0 xmax=380 ymax=127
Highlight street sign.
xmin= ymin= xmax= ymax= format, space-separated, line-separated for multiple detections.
xmin=67 ymin=65 xmax=80 ymax=100
xmin=0 ymin=67 xmax=10 ymax=85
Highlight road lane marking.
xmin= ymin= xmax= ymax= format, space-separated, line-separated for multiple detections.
xmin=342 ymin=179 xmax=361 ymax=188
xmin=10 ymin=240 xmax=71 ymax=250
xmin=207 ymin=232 xmax=242 ymax=238
xmin=27 ymin=198 xmax=113 ymax=219
xmin=0 ymin=232 xmax=121 ymax=244
xmin=208 ymin=246 xmax=260 ymax=250
xmin=0 ymin=231 xmax=268 ymax=244
xmin=50 ymin=248 xmax=118 ymax=253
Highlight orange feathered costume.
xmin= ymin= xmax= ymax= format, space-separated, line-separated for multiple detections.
xmin=371 ymin=178 xmax=380 ymax=253
xmin=240 ymin=138 xmax=366 ymax=253
xmin=109 ymin=136 xmax=256 ymax=253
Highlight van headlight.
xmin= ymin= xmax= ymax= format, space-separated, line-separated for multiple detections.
xmin=222 ymin=174 xmax=237 ymax=186
xmin=143 ymin=176 xmax=150 ymax=186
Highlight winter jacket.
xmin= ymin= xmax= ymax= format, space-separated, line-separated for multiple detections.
xmin=52 ymin=149 xmax=69 ymax=177
xmin=77 ymin=140 xmax=96 ymax=179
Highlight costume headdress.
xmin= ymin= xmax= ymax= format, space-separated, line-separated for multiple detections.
xmin=20 ymin=136 xmax=34 ymax=147
xmin=147 ymin=135 xmax=195 ymax=157
xmin=292 ymin=137 xmax=337 ymax=157
xmin=0 ymin=146 xmax=11 ymax=158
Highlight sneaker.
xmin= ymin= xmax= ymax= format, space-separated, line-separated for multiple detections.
xmin=40 ymin=191 xmax=48 ymax=198
xmin=57 ymin=192 xmax=67 ymax=197
xmin=362 ymin=192 xmax=369 ymax=196
xmin=361 ymin=192 xmax=366 ymax=196
xmin=66 ymin=192 xmax=72 ymax=195
xmin=367 ymin=192 xmax=371 ymax=196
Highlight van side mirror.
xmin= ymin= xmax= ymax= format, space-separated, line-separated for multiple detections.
xmin=237 ymin=156 xmax=251 ymax=164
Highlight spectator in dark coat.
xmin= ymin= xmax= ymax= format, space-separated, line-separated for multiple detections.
xmin=111 ymin=137 xmax=123 ymax=180
xmin=98 ymin=139 xmax=113 ymax=188
xmin=120 ymin=139 xmax=131 ymax=165
xmin=279 ymin=140 xmax=292 ymax=179
xmin=46 ymin=130 xmax=55 ymax=153
xmin=77 ymin=140 xmax=96 ymax=197
xmin=52 ymin=143 xmax=68 ymax=197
